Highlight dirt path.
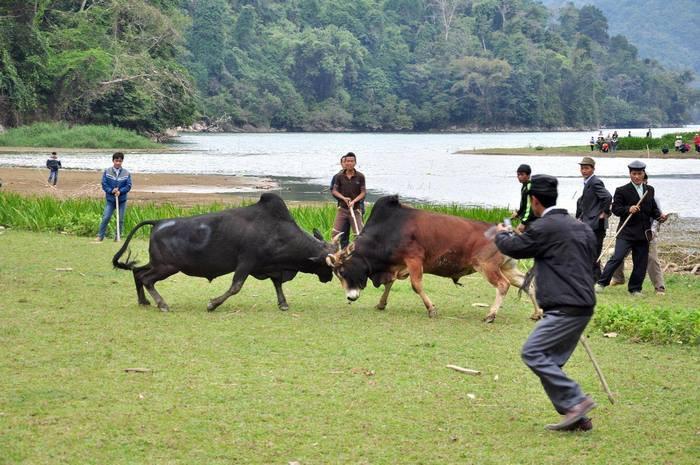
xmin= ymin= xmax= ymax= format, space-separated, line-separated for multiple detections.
xmin=0 ymin=167 xmax=277 ymax=207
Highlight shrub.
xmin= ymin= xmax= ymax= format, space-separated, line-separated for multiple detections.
xmin=592 ymin=303 xmax=700 ymax=345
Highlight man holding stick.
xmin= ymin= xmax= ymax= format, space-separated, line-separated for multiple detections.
xmin=494 ymin=175 xmax=598 ymax=431
xmin=96 ymin=152 xmax=131 ymax=242
xmin=596 ymin=161 xmax=667 ymax=295
xmin=331 ymin=152 xmax=366 ymax=243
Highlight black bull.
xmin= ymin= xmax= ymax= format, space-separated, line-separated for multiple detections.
xmin=112 ymin=193 xmax=335 ymax=311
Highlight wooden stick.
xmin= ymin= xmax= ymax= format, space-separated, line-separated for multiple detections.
xmin=348 ymin=205 xmax=361 ymax=235
xmin=446 ymin=365 xmax=481 ymax=376
xmin=597 ymin=190 xmax=648 ymax=263
xmin=579 ymin=336 xmax=615 ymax=404
xmin=124 ymin=368 xmax=151 ymax=373
xmin=115 ymin=195 xmax=121 ymax=242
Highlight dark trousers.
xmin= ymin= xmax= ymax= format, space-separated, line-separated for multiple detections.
xmin=599 ymin=237 xmax=649 ymax=293
xmin=592 ymin=226 xmax=605 ymax=282
xmin=521 ymin=311 xmax=591 ymax=414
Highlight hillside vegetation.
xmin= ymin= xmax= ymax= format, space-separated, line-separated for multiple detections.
xmin=1 ymin=1 xmax=697 ymax=134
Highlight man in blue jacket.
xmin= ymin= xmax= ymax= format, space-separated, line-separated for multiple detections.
xmin=494 ymin=174 xmax=598 ymax=432
xmin=96 ymin=152 xmax=132 ymax=242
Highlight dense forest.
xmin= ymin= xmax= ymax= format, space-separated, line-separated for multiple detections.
xmin=540 ymin=0 xmax=700 ymax=84
xmin=1 ymin=0 xmax=697 ymax=134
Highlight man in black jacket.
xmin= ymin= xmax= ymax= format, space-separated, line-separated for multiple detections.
xmin=495 ymin=174 xmax=597 ymax=431
xmin=596 ymin=160 xmax=667 ymax=295
xmin=575 ymin=156 xmax=612 ymax=281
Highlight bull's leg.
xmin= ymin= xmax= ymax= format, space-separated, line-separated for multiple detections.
xmin=375 ymin=280 xmax=395 ymax=310
xmin=133 ymin=267 xmax=150 ymax=306
xmin=271 ymin=278 xmax=289 ymax=311
xmin=405 ymin=259 xmax=436 ymax=318
xmin=478 ymin=264 xmax=510 ymax=323
xmin=138 ymin=265 xmax=178 ymax=312
xmin=502 ymin=265 xmax=542 ymax=320
xmin=207 ymin=268 xmax=250 ymax=311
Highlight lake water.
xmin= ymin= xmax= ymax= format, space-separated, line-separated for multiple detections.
xmin=2 ymin=126 xmax=700 ymax=217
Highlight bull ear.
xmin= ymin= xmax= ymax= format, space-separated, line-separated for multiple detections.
xmin=313 ymin=228 xmax=324 ymax=241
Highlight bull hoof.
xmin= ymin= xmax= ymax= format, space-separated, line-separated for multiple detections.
xmin=427 ymin=308 xmax=437 ymax=318
xmin=207 ymin=301 xmax=218 ymax=312
xmin=279 ymin=304 xmax=289 ymax=311
xmin=375 ymin=304 xmax=386 ymax=310
xmin=139 ymin=300 xmax=151 ymax=307
xmin=483 ymin=314 xmax=496 ymax=323
xmin=159 ymin=304 xmax=170 ymax=312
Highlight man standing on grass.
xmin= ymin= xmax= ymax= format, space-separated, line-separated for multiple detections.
xmin=494 ymin=175 xmax=597 ymax=432
xmin=331 ymin=152 xmax=365 ymax=245
xmin=96 ymin=152 xmax=131 ymax=242
xmin=596 ymin=160 xmax=667 ymax=296
xmin=575 ymin=156 xmax=612 ymax=281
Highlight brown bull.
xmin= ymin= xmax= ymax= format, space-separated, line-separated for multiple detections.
xmin=326 ymin=195 xmax=541 ymax=322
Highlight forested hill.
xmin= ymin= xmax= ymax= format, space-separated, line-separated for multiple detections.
xmin=539 ymin=0 xmax=700 ymax=82
xmin=1 ymin=1 xmax=697 ymax=134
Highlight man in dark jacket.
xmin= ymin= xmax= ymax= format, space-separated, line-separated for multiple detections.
xmin=512 ymin=164 xmax=537 ymax=232
xmin=575 ymin=156 xmax=612 ymax=281
xmin=96 ymin=152 xmax=132 ymax=242
xmin=596 ymin=160 xmax=667 ymax=295
xmin=495 ymin=174 xmax=597 ymax=432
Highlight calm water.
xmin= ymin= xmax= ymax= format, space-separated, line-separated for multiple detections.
xmin=2 ymin=126 xmax=700 ymax=216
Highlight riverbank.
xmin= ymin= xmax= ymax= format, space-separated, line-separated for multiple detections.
xmin=0 ymin=167 xmax=276 ymax=207
xmin=456 ymin=146 xmax=700 ymax=159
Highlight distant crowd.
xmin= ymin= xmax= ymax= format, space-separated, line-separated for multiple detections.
xmin=588 ymin=129 xmax=700 ymax=155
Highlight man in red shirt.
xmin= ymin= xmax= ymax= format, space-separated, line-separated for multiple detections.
xmin=693 ymin=133 xmax=700 ymax=153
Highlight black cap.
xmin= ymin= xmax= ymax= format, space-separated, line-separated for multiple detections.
xmin=517 ymin=164 xmax=531 ymax=174
xmin=628 ymin=160 xmax=646 ymax=171
xmin=528 ymin=174 xmax=558 ymax=198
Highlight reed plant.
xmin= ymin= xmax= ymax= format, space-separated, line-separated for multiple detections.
xmin=0 ymin=193 xmax=510 ymax=240
xmin=0 ymin=122 xmax=162 ymax=149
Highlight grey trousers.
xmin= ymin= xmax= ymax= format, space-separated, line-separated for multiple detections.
xmin=521 ymin=311 xmax=592 ymax=414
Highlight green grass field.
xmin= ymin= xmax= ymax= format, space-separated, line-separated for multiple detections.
xmin=0 ymin=123 xmax=162 ymax=150
xmin=1 ymin=230 xmax=698 ymax=464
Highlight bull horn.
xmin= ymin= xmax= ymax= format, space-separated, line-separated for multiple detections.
xmin=326 ymin=254 xmax=337 ymax=267
xmin=347 ymin=242 xmax=356 ymax=254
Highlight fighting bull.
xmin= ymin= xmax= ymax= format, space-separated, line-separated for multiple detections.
xmin=112 ymin=193 xmax=335 ymax=311
xmin=326 ymin=195 xmax=541 ymax=322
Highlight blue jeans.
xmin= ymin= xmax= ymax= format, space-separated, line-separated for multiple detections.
xmin=48 ymin=170 xmax=58 ymax=185
xmin=98 ymin=201 xmax=127 ymax=239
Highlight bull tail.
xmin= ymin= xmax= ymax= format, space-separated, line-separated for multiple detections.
xmin=112 ymin=220 xmax=158 ymax=270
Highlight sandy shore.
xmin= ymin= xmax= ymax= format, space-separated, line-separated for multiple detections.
xmin=0 ymin=167 xmax=277 ymax=207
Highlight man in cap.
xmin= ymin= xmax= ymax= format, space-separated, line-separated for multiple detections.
xmin=596 ymin=160 xmax=667 ymax=295
xmin=494 ymin=174 xmax=597 ymax=432
xmin=575 ymin=156 xmax=612 ymax=281
xmin=512 ymin=164 xmax=536 ymax=233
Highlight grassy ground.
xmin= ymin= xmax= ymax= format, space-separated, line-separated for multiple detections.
xmin=1 ymin=230 xmax=698 ymax=465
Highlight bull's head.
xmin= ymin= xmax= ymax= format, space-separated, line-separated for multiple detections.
xmin=326 ymin=242 xmax=369 ymax=301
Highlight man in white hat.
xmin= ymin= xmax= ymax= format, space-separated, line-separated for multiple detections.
xmin=596 ymin=161 xmax=667 ymax=295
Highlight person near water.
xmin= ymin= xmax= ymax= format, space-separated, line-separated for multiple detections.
xmin=96 ymin=152 xmax=132 ymax=242
xmin=46 ymin=152 xmax=61 ymax=186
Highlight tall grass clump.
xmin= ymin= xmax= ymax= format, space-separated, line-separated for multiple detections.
xmin=0 ymin=122 xmax=162 ymax=149
xmin=616 ymin=131 xmax=697 ymax=151
xmin=0 ymin=193 xmax=509 ymax=239
xmin=593 ymin=303 xmax=700 ymax=345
